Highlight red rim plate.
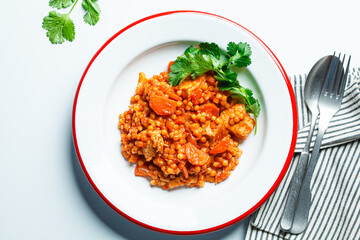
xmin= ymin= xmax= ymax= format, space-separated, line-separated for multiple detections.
xmin=72 ymin=10 xmax=298 ymax=235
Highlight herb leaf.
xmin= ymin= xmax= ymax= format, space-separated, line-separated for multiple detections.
xmin=184 ymin=45 xmax=200 ymax=56
xmin=227 ymin=42 xmax=252 ymax=68
xmin=199 ymin=42 xmax=221 ymax=58
xmin=168 ymin=41 xmax=260 ymax=132
xmin=168 ymin=58 xmax=193 ymax=86
xmin=82 ymin=0 xmax=101 ymax=26
xmin=226 ymin=42 xmax=238 ymax=56
xmin=188 ymin=54 xmax=213 ymax=77
xmin=42 ymin=11 xmax=75 ymax=44
xmin=199 ymin=42 xmax=228 ymax=70
xmin=228 ymin=87 xmax=260 ymax=117
xmin=43 ymin=0 xmax=101 ymax=44
xmin=49 ymin=0 xmax=75 ymax=9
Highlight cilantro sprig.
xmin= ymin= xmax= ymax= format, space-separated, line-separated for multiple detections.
xmin=42 ymin=0 xmax=101 ymax=44
xmin=169 ymin=42 xmax=260 ymax=132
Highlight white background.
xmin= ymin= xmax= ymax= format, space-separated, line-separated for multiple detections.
xmin=1 ymin=0 xmax=359 ymax=239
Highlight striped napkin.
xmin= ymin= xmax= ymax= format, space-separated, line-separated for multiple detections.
xmin=245 ymin=68 xmax=360 ymax=240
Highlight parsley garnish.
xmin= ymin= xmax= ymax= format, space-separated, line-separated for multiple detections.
xmin=42 ymin=0 xmax=101 ymax=44
xmin=169 ymin=42 xmax=260 ymax=132
xmin=82 ymin=0 xmax=101 ymax=26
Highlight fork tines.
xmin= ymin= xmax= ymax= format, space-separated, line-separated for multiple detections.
xmin=323 ymin=53 xmax=351 ymax=99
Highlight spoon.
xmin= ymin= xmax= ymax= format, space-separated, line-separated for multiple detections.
xmin=280 ymin=55 xmax=332 ymax=233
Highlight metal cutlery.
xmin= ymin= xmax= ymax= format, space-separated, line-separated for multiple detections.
xmin=280 ymin=56 xmax=332 ymax=232
xmin=280 ymin=53 xmax=351 ymax=234
xmin=290 ymin=53 xmax=351 ymax=234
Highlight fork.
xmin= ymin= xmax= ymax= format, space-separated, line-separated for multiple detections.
xmin=289 ymin=53 xmax=351 ymax=234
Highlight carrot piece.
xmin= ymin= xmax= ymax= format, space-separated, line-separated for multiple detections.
xmin=135 ymin=164 xmax=149 ymax=177
xmin=167 ymin=61 xmax=174 ymax=72
xmin=210 ymin=135 xmax=232 ymax=154
xmin=174 ymin=115 xmax=186 ymax=125
xmin=179 ymin=164 xmax=189 ymax=179
xmin=168 ymin=91 xmax=182 ymax=101
xmin=156 ymin=82 xmax=182 ymax=101
xmin=166 ymin=119 xmax=178 ymax=132
xmin=185 ymin=142 xmax=210 ymax=166
xmin=149 ymin=94 xmax=176 ymax=116
xmin=199 ymin=103 xmax=220 ymax=117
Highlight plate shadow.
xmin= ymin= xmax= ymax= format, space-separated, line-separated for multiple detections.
xmin=70 ymin=130 xmax=249 ymax=239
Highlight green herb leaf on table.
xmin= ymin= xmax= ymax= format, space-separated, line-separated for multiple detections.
xmin=168 ymin=41 xmax=260 ymax=132
xmin=43 ymin=0 xmax=101 ymax=44
xmin=49 ymin=0 xmax=75 ymax=9
xmin=82 ymin=0 xmax=101 ymax=26
xmin=42 ymin=11 xmax=75 ymax=44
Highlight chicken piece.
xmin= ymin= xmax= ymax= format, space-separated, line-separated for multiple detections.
xmin=150 ymin=130 xmax=164 ymax=152
xmin=186 ymin=132 xmax=198 ymax=146
xmin=179 ymin=75 xmax=206 ymax=100
xmin=179 ymin=75 xmax=205 ymax=91
xmin=135 ymin=164 xmax=150 ymax=177
xmin=203 ymin=121 xmax=228 ymax=142
xmin=220 ymin=103 xmax=247 ymax=121
xmin=190 ymin=88 xmax=203 ymax=105
xmin=135 ymin=72 xmax=148 ymax=95
xmin=145 ymin=81 xmax=182 ymax=101
xmin=185 ymin=142 xmax=211 ymax=166
xmin=143 ymin=144 xmax=156 ymax=161
xmin=206 ymin=103 xmax=248 ymax=141
xmin=227 ymin=114 xmax=255 ymax=140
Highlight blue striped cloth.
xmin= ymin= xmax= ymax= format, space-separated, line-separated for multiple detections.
xmin=246 ymin=68 xmax=360 ymax=240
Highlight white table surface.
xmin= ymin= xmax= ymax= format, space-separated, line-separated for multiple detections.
xmin=1 ymin=0 xmax=359 ymax=239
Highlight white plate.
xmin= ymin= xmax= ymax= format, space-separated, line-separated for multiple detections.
xmin=72 ymin=11 xmax=297 ymax=234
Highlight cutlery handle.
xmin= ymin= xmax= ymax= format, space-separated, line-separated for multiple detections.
xmin=280 ymin=112 xmax=318 ymax=232
xmin=290 ymin=118 xmax=329 ymax=234
xmin=280 ymin=151 xmax=310 ymax=231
